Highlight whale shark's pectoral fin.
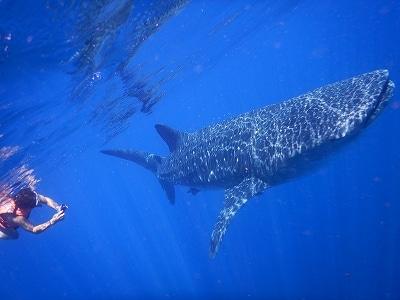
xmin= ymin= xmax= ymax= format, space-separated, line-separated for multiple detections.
xmin=210 ymin=177 xmax=268 ymax=257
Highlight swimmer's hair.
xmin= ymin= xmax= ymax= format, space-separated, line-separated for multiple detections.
xmin=14 ymin=187 xmax=37 ymax=209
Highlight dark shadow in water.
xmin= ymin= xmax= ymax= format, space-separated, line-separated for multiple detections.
xmin=0 ymin=0 xmax=302 ymax=190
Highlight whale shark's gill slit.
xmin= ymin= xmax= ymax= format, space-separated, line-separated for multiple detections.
xmin=365 ymin=79 xmax=394 ymax=126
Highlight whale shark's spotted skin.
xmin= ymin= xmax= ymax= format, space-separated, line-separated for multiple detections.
xmin=103 ymin=70 xmax=394 ymax=257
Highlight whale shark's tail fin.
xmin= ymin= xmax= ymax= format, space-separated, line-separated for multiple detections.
xmin=101 ymin=149 xmax=161 ymax=172
xmin=101 ymin=149 xmax=175 ymax=204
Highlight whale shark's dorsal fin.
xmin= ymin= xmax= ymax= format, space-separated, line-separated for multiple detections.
xmin=155 ymin=124 xmax=184 ymax=152
xmin=210 ymin=177 xmax=269 ymax=258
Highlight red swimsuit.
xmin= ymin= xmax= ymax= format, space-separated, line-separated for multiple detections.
xmin=0 ymin=197 xmax=32 ymax=229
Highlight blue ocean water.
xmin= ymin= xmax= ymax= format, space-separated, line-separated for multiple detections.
xmin=1 ymin=1 xmax=399 ymax=299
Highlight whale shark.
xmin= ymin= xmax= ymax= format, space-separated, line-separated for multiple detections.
xmin=102 ymin=70 xmax=395 ymax=257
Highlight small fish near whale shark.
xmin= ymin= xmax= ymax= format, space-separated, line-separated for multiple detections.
xmin=102 ymin=70 xmax=395 ymax=257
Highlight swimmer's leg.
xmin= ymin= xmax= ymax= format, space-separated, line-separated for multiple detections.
xmin=0 ymin=227 xmax=19 ymax=240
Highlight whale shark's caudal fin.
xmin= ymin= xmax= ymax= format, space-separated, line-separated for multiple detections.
xmin=210 ymin=177 xmax=269 ymax=258
xmin=101 ymin=149 xmax=161 ymax=172
xmin=101 ymin=149 xmax=176 ymax=204
xmin=155 ymin=124 xmax=185 ymax=152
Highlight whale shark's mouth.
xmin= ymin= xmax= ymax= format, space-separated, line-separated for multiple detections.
xmin=365 ymin=78 xmax=395 ymax=126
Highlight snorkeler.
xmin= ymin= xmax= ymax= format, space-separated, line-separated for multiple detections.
xmin=0 ymin=187 xmax=67 ymax=239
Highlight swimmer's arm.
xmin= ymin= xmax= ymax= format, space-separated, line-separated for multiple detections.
xmin=37 ymin=194 xmax=61 ymax=211
xmin=12 ymin=216 xmax=52 ymax=233
xmin=10 ymin=211 xmax=64 ymax=234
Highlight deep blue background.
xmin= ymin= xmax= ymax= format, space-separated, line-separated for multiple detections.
xmin=1 ymin=1 xmax=399 ymax=299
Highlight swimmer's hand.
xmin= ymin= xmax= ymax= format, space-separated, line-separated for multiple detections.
xmin=57 ymin=204 xmax=68 ymax=212
xmin=50 ymin=210 xmax=65 ymax=225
